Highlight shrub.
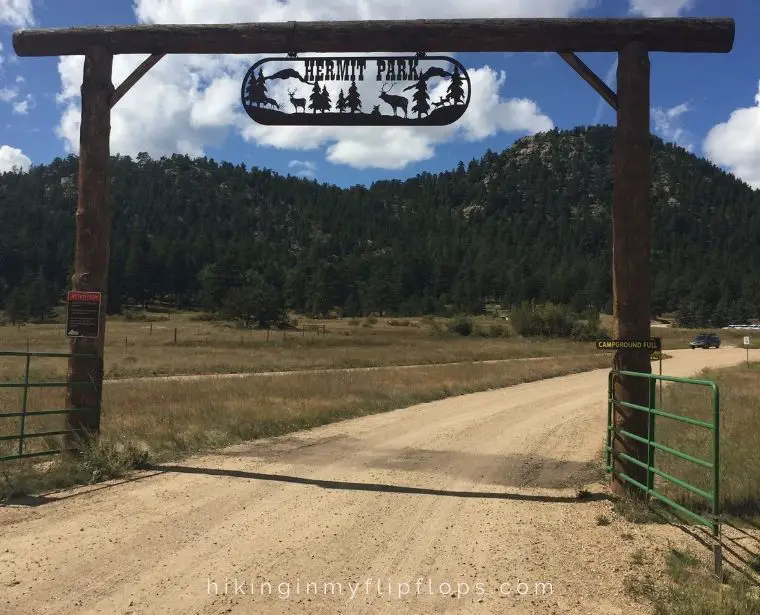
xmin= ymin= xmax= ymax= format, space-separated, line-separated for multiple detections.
xmin=510 ymin=301 xmax=608 ymax=340
xmin=510 ymin=301 xmax=574 ymax=337
xmin=488 ymin=323 xmax=512 ymax=338
xmin=571 ymin=320 xmax=609 ymax=342
xmin=448 ymin=317 xmax=473 ymax=336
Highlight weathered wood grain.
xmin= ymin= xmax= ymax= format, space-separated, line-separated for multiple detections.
xmin=610 ymin=41 xmax=652 ymax=497
xmin=13 ymin=18 xmax=735 ymax=57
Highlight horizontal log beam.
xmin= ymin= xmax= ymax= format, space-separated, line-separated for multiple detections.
xmin=12 ymin=18 xmax=734 ymax=57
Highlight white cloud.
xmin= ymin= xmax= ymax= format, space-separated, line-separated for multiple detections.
xmin=0 ymin=86 xmax=17 ymax=102
xmin=703 ymin=81 xmax=760 ymax=190
xmin=12 ymin=93 xmax=32 ymax=114
xmin=0 ymin=144 xmax=31 ymax=172
xmin=0 ymin=0 xmax=34 ymax=27
xmin=628 ymin=0 xmax=695 ymax=17
xmin=55 ymin=0 xmax=586 ymax=169
xmin=0 ymin=81 xmax=33 ymax=114
xmin=288 ymin=159 xmax=317 ymax=178
xmin=134 ymin=0 xmax=593 ymax=24
xmin=652 ymin=102 xmax=694 ymax=152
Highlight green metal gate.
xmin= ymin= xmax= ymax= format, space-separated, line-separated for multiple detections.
xmin=607 ymin=369 xmax=722 ymax=571
xmin=0 ymin=350 xmax=101 ymax=462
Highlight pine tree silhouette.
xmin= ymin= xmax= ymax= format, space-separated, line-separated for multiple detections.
xmin=245 ymin=69 xmax=268 ymax=107
xmin=320 ymin=85 xmax=332 ymax=113
xmin=447 ymin=67 xmax=465 ymax=104
xmin=346 ymin=79 xmax=362 ymax=113
xmin=411 ymin=78 xmax=430 ymax=118
xmin=336 ymin=89 xmax=348 ymax=113
xmin=309 ymin=80 xmax=322 ymax=113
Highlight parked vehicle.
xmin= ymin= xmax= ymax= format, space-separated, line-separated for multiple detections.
xmin=689 ymin=333 xmax=721 ymax=349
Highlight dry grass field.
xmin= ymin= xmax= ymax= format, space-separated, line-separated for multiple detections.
xmin=1 ymin=311 xmax=604 ymax=382
xmin=653 ymin=361 xmax=760 ymax=518
xmin=0 ymin=351 xmax=613 ymax=497
xmin=0 ymin=308 xmax=746 ymax=500
xmin=616 ymin=361 xmax=760 ymax=615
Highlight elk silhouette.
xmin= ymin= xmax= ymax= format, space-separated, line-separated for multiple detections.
xmin=288 ymin=89 xmax=306 ymax=112
xmin=378 ymin=83 xmax=408 ymax=117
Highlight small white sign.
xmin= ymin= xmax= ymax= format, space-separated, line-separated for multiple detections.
xmin=744 ymin=336 xmax=751 ymax=346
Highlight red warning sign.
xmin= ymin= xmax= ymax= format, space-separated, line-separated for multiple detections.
xmin=66 ymin=291 xmax=102 ymax=338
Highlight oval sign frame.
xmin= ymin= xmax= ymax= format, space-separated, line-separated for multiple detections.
xmin=241 ymin=55 xmax=471 ymax=127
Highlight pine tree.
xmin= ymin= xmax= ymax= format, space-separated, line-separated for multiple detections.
xmin=4 ymin=287 xmax=27 ymax=325
xmin=336 ymin=89 xmax=347 ymax=113
xmin=245 ymin=69 xmax=268 ymax=107
xmin=411 ymin=79 xmax=430 ymax=118
xmin=319 ymin=85 xmax=332 ymax=113
xmin=446 ymin=67 xmax=465 ymax=104
xmin=346 ymin=79 xmax=361 ymax=112
xmin=309 ymin=80 xmax=322 ymax=113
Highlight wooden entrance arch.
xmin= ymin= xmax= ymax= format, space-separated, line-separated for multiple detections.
xmin=11 ymin=17 xmax=735 ymax=496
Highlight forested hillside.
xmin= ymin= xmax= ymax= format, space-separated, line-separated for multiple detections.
xmin=1 ymin=125 xmax=758 ymax=327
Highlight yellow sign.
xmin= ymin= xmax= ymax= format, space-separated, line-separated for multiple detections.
xmin=595 ymin=338 xmax=662 ymax=351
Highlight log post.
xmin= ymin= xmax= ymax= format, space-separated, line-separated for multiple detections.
xmin=611 ymin=41 xmax=652 ymax=496
xmin=65 ymin=47 xmax=113 ymax=449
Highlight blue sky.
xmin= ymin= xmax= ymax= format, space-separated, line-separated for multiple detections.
xmin=1 ymin=0 xmax=759 ymax=189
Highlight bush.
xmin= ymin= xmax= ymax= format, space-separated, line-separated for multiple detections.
xmin=571 ymin=320 xmax=609 ymax=342
xmin=448 ymin=317 xmax=473 ymax=336
xmin=488 ymin=323 xmax=512 ymax=338
xmin=510 ymin=301 xmax=574 ymax=337
xmin=510 ymin=301 xmax=607 ymax=340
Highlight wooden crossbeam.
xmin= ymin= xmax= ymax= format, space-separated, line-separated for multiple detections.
xmin=558 ymin=51 xmax=617 ymax=111
xmin=111 ymin=53 xmax=165 ymax=108
xmin=12 ymin=18 xmax=735 ymax=57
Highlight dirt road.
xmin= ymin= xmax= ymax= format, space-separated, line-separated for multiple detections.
xmin=1 ymin=348 xmax=752 ymax=614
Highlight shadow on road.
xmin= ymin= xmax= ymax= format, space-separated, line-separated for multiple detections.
xmin=146 ymin=463 xmax=610 ymax=504
xmin=0 ymin=470 xmax=164 ymax=508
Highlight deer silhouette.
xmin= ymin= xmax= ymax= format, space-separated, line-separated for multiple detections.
xmin=378 ymin=83 xmax=408 ymax=117
xmin=288 ymin=89 xmax=306 ymax=113
xmin=370 ymin=104 xmax=381 ymax=117
xmin=264 ymin=97 xmax=280 ymax=109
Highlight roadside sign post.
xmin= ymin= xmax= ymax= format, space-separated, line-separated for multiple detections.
xmin=744 ymin=336 xmax=751 ymax=367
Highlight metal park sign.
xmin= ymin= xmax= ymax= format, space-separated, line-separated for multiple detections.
xmin=241 ymin=55 xmax=471 ymax=126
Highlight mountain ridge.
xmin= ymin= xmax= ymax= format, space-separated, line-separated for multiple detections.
xmin=0 ymin=125 xmax=758 ymax=326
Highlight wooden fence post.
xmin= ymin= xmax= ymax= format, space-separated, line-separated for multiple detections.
xmin=610 ymin=40 xmax=652 ymax=497
xmin=65 ymin=47 xmax=113 ymax=448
